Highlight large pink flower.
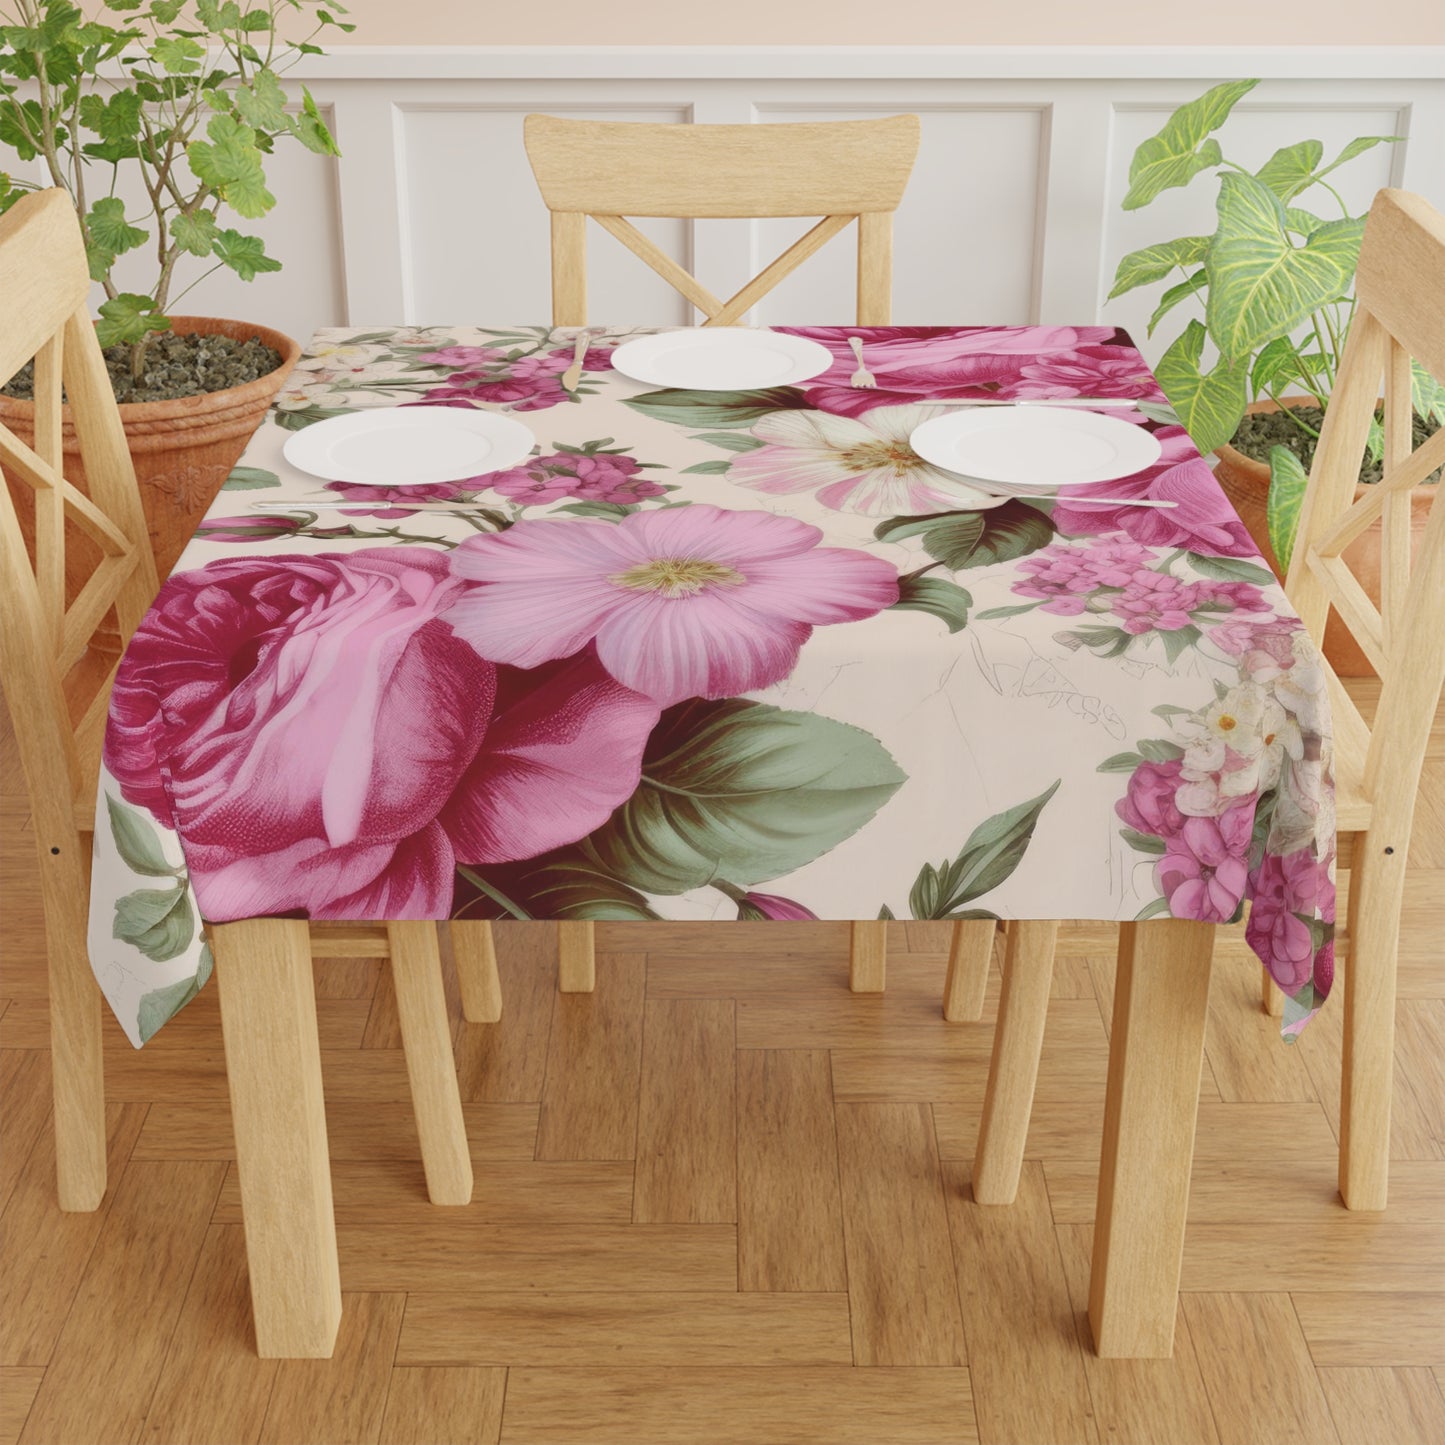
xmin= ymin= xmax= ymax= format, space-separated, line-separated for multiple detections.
xmin=1049 ymin=426 xmax=1259 ymax=558
xmin=443 ymin=504 xmax=900 ymax=706
xmin=778 ymin=325 xmax=1110 ymax=418
xmin=105 ymin=549 xmax=659 ymax=921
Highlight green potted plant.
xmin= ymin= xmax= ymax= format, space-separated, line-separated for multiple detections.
xmin=1108 ymin=79 xmax=1443 ymax=674
xmin=0 ymin=0 xmax=348 ymax=583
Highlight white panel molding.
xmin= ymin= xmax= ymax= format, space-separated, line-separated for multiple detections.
xmin=8 ymin=49 xmax=1443 ymax=344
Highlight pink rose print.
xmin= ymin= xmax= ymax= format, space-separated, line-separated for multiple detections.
xmin=737 ymin=891 xmax=819 ymax=921
xmin=444 ymin=504 xmax=900 ymax=707
xmin=1007 ymin=345 xmax=1166 ymax=402
xmin=489 ymin=452 xmax=667 ymax=506
xmin=1157 ymin=806 xmax=1254 ymax=923
xmin=104 ymin=549 xmax=659 ymax=921
xmin=778 ymin=325 xmax=1111 ymax=418
xmin=1049 ymin=426 xmax=1258 ymax=558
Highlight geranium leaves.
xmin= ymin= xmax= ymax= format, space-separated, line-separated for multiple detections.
xmin=581 ymin=698 xmax=906 ymax=895
xmin=905 ymin=780 xmax=1061 ymax=920
xmin=95 ymin=292 xmax=171 ymax=347
xmin=875 ymin=499 xmax=1055 ymax=572
xmin=187 ymin=112 xmax=274 ymax=218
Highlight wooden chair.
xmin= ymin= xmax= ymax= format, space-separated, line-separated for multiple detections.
xmin=523 ymin=113 xmax=920 ymax=992
xmin=943 ymin=189 xmax=1445 ymax=1218
xmin=0 ymin=192 xmax=496 ymax=1256
xmin=522 ymin=113 xmax=921 ymax=327
xmin=1261 ymin=187 xmax=1445 ymax=1211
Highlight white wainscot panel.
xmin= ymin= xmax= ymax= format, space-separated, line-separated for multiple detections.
xmin=397 ymin=104 xmax=694 ymax=327
xmin=99 ymin=111 xmax=346 ymax=347
xmin=744 ymin=104 xmax=1046 ymax=327
xmin=1100 ymin=100 xmax=1407 ymax=371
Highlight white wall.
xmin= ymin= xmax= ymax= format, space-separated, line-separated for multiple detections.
xmin=10 ymin=49 xmax=1445 ymax=367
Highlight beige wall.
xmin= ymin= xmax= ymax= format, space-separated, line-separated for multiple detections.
xmin=327 ymin=0 xmax=1444 ymax=46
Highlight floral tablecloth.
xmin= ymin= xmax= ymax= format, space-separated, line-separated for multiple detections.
xmin=88 ymin=325 xmax=1335 ymax=1047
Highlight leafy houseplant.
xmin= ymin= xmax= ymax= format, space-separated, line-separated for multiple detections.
xmin=1107 ymin=79 xmax=1442 ymax=574
xmin=1 ymin=0 xmax=344 ymax=379
xmin=0 ymin=0 xmax=349 ymax=588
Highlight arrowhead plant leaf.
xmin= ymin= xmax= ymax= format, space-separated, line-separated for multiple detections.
xmin=1155 ymin=319 xmax=1247 ymax=457
xmin=1205 ymin=172 xmax=1364 ymax=362
xmin=1121 ymin=79 xmax=1258 ymax=210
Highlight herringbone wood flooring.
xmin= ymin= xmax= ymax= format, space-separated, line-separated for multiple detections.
xmin=1 ymin=684 xmax=1442 ymax=1445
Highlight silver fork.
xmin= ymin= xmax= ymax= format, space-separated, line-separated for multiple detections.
xmin=848 ymin=336 xmax=875 ymax=389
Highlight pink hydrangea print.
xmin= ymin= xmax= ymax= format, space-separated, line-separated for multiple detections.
xmin=444 ymin=504 xmax=900 ymax=706
xmin=488 ymin=452 xmax=667 ymax=506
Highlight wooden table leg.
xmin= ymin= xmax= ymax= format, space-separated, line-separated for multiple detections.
xmin=849 ymin=920 xmax=887 ymax=993
xmin=450 ymin=920 xmax=502 ymax=1022
xmin=973 ymin=919 xmax=1058 ymax=1203
xmin=388 ymin=922 xmax=473 ymax=1206
xmin=942 ymin=919 xmax=995 ymax=1022
xmin=558 ymin=921 xmax=595 ymax=992
xmin=212 ymin=918 xmax=341 ymax=1359
xmin=1088 ymin=919 xmax=1214 ymax=1358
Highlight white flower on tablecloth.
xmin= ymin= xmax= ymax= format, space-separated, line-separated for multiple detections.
xmin=293 ymin=342 xmax=391 ymax=371
xmin=727 ymin=404 xmax=994 ymax=517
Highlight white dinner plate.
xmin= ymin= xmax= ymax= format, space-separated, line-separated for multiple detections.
xmin=611 ymin=329 xmax=835 ymax=390
xmin=908 ymin=407 xmax=1163 ymax=487
xmin=282 ymin=407 xmax=537 ymax=486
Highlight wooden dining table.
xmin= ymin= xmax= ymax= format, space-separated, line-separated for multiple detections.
xmin=86 ymin=322 xmax=1337 ymax=1359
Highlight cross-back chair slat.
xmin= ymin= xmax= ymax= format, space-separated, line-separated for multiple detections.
xmin=1276 ymin=186 xmax=1445 ymax=1211
xmin=524 ymin=113 xmax=921 ymax=327
xmin=0 ymin=189 xmax=161 ymax=1210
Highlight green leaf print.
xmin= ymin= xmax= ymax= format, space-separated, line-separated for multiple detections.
xmin=221 ymin=465 xmax=281 ymax=490
xmin=905 ymin=781 xmax=1062 ymax=919
xmin=106 ymin=794 xmax=178 ymax=877
xmin=890 ymin=574 xmax=972 ymax=633
xmin=875 ymin=499 xmax=1054 ymax=571
xmin=582 ymin=699 xmax=907 ymax=895
xmin=623 ymin=387 xmax=810 ymax=429
xmin=134 ymin=942 xmax=213 ymax=1045
xmin=114 ymin=881 xmax=195 ymax=963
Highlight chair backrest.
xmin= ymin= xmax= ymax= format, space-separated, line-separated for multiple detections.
xmin=1285 ymin=188 xmax=1445 ymax=821
xmin=0 ymin=188 xmax=159 ymax=849
xmin=522 ymin=113 xmax=921 ymax=327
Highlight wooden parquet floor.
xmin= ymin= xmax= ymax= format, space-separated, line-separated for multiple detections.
xmin=1 ymin=684 xmax=1442 ymax=1445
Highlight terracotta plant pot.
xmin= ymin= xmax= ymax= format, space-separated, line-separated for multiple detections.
xmin=1214 ymin=396 xmax=1434 ymax=678
xmin=1 ymin=315 xmax=301 ymax=593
